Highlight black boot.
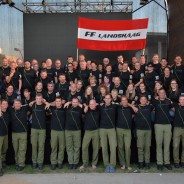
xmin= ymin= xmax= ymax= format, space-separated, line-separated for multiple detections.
xmin=32 ymin=163 xmax=37 ymax=169
xmin=38 ymin=164 xmax=43 ymax=170
xmin=138 ymin=162 xmax=144 ymax=169
xmin=73 ymin=164 xmax=78 ymax=170
xmin=58 ymin=164 xmax=63 ymax=169
xmin=145 ymin=163 xmax=150 ymax=169
xmin=2 ymin=161 xmax=7 ymax=169
xmin=157 ymin=164 xmax=163 ymax=171
xmin=164 ymin=164 xmax=172 ymax=170
xmin=68 ymin=164 xmax=73 ymax=170
xmin=17 ymin=166 xmax=25 ymax=171
xmin=0 ymin=169 xmax=3 ymax=177
xmin=50 ymin=164 xmax=56 ymax=170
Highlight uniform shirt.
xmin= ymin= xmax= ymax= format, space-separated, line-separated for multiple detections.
xmin=132 ymin=69 xmax=144 ymax=85
xmin=50 ymin=106 xmax=65 ymax=131
xmin=90 ymin=70 xmax=100 ymax=82
xmin=84 ymin=108 xmax=100 ymax=130
xmin=10 ymin=105 xmax=30 ymax=132
xmin=55 ymin=82 xmax=69 ymax=97
xmin=36 ymin=77 xmax=53 ymax=91
xmin=76 ymin=69 xmax=90 ymax=87
xmin=21 ymin=97 xmax=33 ymax=105
xmin=153 ymin=63 xmax=161 ymax=75
xmin=135 ymin=91 xmax=152 ymax=104
xmin=76 ymin=89 xmax=84 ymax=103
xmin=171 ymin=64 xmax=184 ymax=87
xmin=1 ymin=92 xmax=18 ymax=106
xmin=112 ymin=97 xmax=121 ymax=104
xmin=160 ymin=74 xmax=174 ymax=91
xmin=116 ymin=106 xmax=133 ymax=129
xmin=22 ymin=68 xmax=36 ymax=90
xmin=65 ymin=71 xmax=77 ymax=83
xmin=31 ymin=103 xmax=46 ymax=129
xmin=54 ymin=68 xmax=64 ymax=79
xmin=167 ymin=89 xmax=183 ymax=104
xmin=173 ymin=104 xmax=184 ymax=128
xmin=112 ymin=84 xmax=124 ymax=95
xmin=65 ymin=105 xmax=83 ymax=130
xmin=99 ymin=104 xmax=116 ymax=129
xmin=45 ymin=91 xmax=56 ymax=103
xmin=82 ymin=95 xmax=95 ymax=105
xmin=91 ymin=85 xmax=98 ymax=97
xmin=46 ymin=68 xmax=55 ymax=80
xmin=144 ymin=71 xmax=159 ymax=92
xmin=7 ymin=70 xmax=21 ymax=90
xmin=63 ymin=92 xmax=78 ymax=102
xmin=0 ymin=111 xmax=10 ymax=136
xmin=31 ymin=90 xmax=48 ymax=100
xmin=134 ymin=105 xmax=153 ymax=130
xmin=152 ymin=99 xmax=172 ymax=124
xmin=0 ymin=66 xmax=10 ymax=81
xmin=117 ymin=71 xmax=131 ymax=91
xmin=95 ymin=94 xmax=105 ymax=104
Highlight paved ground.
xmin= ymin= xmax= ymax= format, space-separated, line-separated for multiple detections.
xmin=0 ymin=173 xmax=184 ymax=184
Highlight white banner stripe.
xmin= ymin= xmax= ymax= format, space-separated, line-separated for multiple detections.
xmin=78 ymin=28 xmax=147 ymax=41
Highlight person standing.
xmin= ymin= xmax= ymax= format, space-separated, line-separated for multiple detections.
xmin=172 ymin=95 xmax=184 ymax=168
xmin=152 ymin=88 xmax=173 ymax=170
xmin=0 ymin=100 xmax=9 ymax=176
xmin=99 ymin=94 xmax=117 ymax=173
xmin=130 ymin=96 xmax=153 ymax=169
xmin=10 ymin=99 xmax=30 ymax=171
xmin=64 ymin=98 xmax=83 ymax=170
xmin=116 ymin=96 xmax=133 ymax=170
xmin=50 ymin=97 xmax=65 ymax=170
xmin=80 ymin=99 xmax=100 ymax=171
xmin=29 ymin=93 xmax=50 ymax=170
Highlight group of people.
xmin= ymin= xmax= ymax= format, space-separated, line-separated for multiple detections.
xmin=0 ymin=53 xmax=184 ymax=176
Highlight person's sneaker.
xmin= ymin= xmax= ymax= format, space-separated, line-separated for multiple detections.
xmin=127 ymin=166 xmax=132 ymax=171
xmin=58 ymin=164 xmax=63 ymax=169
xmin=0 ymin=169 xmax=3 ymax=177
xmin=120 ymin=165 xmax=125 ymax=170
xmin=17 ymin=166 xmax=25 ymax=171
xmin=138 ymin=162 xmax=144 ymax=169
xmin=105 ymin=166 xmax=110 ymax=173
xmin=2 ymin=161 xmax=7 ymax=169
xmin=32 ymin=163 xmax=37 ymax=169
xmin=145 ymin=163 xmax=150 ymax=169
xmin=180 ymin=163 xmax=184 ymax=168
xmin=174 ymin=163 xmax=180 ymax=168
xmin=109 ymin=166 xmax=115 ymax=173
xmin=79 ymin=165 xmax=85 ymax=172
xmin=38 ymin=164 xmax=43 ymax=170
xmin=92 ymin=165 xmax=96 ymax=170
xmin=50 ymin=164 xmax=56 ymax=170
xmin=73 ymin=164 xmax=78 ymax=170
xmin=157 ymin=164 xmax=163 ymax=171
xmin=68 ymin=164 xmax=73 ymax=170
xmin=164 ymin=164 xmax=172 ymax=170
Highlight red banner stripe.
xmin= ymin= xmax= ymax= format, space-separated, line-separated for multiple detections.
xmin=77 ymin=38 xmax=147 ymax=51
xmin=78 ymin=17 xmax=149 ymax=31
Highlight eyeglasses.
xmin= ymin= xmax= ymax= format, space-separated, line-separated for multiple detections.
xmin=171 ymin=83 xmax=177 ymax=85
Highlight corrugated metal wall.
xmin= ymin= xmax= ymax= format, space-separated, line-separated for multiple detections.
xmin=0 ymin=0 xmax=167 ymax=58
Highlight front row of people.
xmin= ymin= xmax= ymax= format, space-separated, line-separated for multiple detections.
xmin=0 ymin=89 xmax=184 ymax=176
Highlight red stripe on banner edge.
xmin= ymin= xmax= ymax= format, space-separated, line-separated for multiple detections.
xmin=78 ymin=17 xmax=149 ymax=31
xmin=77 ymin=38 xmax=147 ymax=51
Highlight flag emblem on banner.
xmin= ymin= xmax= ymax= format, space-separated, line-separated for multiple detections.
xmin=77 ymin=17 xmax=149 ymax=51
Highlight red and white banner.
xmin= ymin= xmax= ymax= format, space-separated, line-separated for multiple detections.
xmin=77 ymin=17 xmax=149 ymax=51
